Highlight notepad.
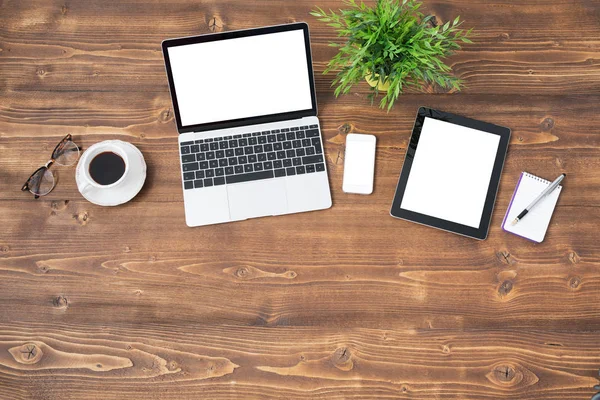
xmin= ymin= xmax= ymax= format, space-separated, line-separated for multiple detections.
xmin=502 ymin=172 xmax=562 ymax=243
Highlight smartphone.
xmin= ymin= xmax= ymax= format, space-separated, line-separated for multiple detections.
xmin=343 ymin=134 xmax=377 ymax=195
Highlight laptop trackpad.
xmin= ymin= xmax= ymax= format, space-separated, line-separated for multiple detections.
xmin=227 ymin=179 xmax=287 ymax=221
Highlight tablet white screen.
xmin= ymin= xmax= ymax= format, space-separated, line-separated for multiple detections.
xmin=400 ymin=117 xmax=501 ymax=228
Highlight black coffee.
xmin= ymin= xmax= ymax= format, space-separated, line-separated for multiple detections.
xmin=89 ymin=151 xmax=126 ymax=185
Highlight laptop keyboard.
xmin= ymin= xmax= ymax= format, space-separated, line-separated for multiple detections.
xmin=180 ymin=125 xmax=326 ymax=189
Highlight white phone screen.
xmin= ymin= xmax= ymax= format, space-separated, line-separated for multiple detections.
xmin=343 ymin=134 xmax=376 ymax=194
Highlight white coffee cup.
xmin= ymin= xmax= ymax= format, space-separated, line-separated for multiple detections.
xmin=78 ymin=140 xmax=131 ymax=195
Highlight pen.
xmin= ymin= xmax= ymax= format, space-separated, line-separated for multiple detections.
xmin=512 ymin=173 xmax=566 ymax=226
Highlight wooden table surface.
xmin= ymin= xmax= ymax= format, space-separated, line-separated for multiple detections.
xmin=1 ymin=0 xmax=600 ymax=399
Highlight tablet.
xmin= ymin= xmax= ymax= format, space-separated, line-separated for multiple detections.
xmin=390 ymin=107 xmax=511 ymax=240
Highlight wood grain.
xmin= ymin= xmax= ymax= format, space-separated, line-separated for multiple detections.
xmin=1 ymin=0 xmax=600 ymax=399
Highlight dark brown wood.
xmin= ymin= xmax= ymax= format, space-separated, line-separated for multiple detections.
xmin=1 ymin=0 xmax=600 ymax=399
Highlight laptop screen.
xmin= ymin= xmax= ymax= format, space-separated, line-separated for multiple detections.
xmin=166 ymin=28 xmax=314 ymax=129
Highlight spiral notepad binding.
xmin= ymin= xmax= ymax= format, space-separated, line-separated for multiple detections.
xmin=523 ymin=172 xmax=551 ymax=185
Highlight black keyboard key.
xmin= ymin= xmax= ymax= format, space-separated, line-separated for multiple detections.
xmin=239 ymin=138 xmax=248 ymax=146
xmin=182 ymin=154 xmax=196 ymax=163
xmin=181 ymin=146 xmax=191 ymax=155
xmin=205 ymin=138 xmax=214 ymax=143
xmin=291 ymin=127 xmax=299 ymax=131
xmin=316 ymin=163 xmax=325 ymax=172
xmin=183 ymin=162 xmax=199 ymax=172
xmin=258 ymin=153 xmax=267 ymax=162
xmin=204 ymin=178 xmax=213 ymax=187
xmin=283 ymin=141 xmax=292 ymax=150
xmin=228 ymin=157 xmax=238 ymax=165
xmin=243 ymin=133 xmax=251 ymax=137
xmin=315 ymin=143 xmax=323 ymax=154
xmin=286 ymin=149 xmax=296 ymax=158
xmin=224 ymin=136 xmax=232 ymax=140
xmin=275 ymin=168 xmax=286 ymax=177
xmin=191 ymin=145 xmax=200 ymax=153
xmin=220 ymin=141 xmax=228 ymax=149
xmin=302 ymin=139 xmax=311 ymax=147
xmin=287 ymin=132 xmax=295 ymax=140
xmin=277 ymin=151 xmax=286 ymax=159
xmin=215 ymin=168 xmax=224 ymax=176
xmin=206 ymin=169 xmax=215 ymax=178
xmin=311 ymin=138 xmax=320 ymax=146
xmin=272 ymin=129 xmax=280 ymax=133
xmin=282 ymin=128 xmax=290 ymax=132
xmin=261 ymin=131 xmax=270 ymax=135
xmin=244 ymin=147 xmax=253 ymax=155
xmin=296 ymin=166 xmax=306 ymax=174
xmin=244 ymin=164 xmax=253 ymax=173
xmin=296 ymin=148 xmax=306 ymax=157
xmin=309 ymin=124 xmax=318 ymax=128
xmin=254 ymin=163 xmax=263 ymax=171
xmin=226 ymin=170 xmax=274 ymax=184
xmin=234 ymin=165 xmax=244 ymax=174
xmin=297 ymin=131 xmax=305 ymax=139
xmin=181 ymin=141 xmax=194 ymax=146
xmin=206 ymin=151 xmax=215 ymax=160
xmin=197 ymin=153 xmax=206 ymax=161
xmin=303 ymin=155 xmax=324 ymax=165
xmin=286 ymin=167 xmax=296 ymax=176
xmin=258 ymin=136 xmax=267 ymax=144
xmin=283 ymin=159 xmax=292 ymax=167
xmin=200 ymin=161 xmax=209 ymax=169
xmin=248 ymin=155 xmax=257 ymax=163
xmin=254 ymin=145 xmax=263 ymax=153
xmin=277 ymin=133 xmax=286 ymax=141
xmin=209 ymin=160 xmax=218 ymax=168
xmin=225 ymin=167 xmax=234 ymax=175
xmin=274 ymin=160 xmax=283 ymax=168
xmin=306 ymin=129 xmax=319 ymax=138
xmin=210 ymin=142 xmax=218 ymax=150
xmin=201 ymin=144 xmax=209 ymax=152
xmin=274 ymin=142 xmax=283 ymax=151
xmin=306 ymin=147 xmax=315 ymax=155
xmin=267 ymin=135 xmax=276 ymax=143
xmin=214 ymin=177 xmax=225 ymax=186
xmin=216 ymin=150 xmax=224 ymax=158
xmin=226 ymin=149 xmax=234 ymax=157
xmin=264 ymin=144 xmax=273 ymax=152
xmin=195 ymin=139 xmax=204 ymax=144
xmin=238 ymin=156 xmax=248 ymax=164
xmin=263 ymin=161 xmax=273 ymax=169
xmin=235 ymin=148 xmax=244 ymax=156
xmin=252 ymin=132 xmax=261 ymax=137
xmin=229 ymin=140 xmax=238 ymax=148
xmin=233 ymin=134 xmax=242 ymax=139
xmin=249 ymin=137 xmax=257 ymax=145
xmin=194 ymin=179 xmax=204 ymax=188
xmin=300 ymin=125 xmax=308 ymax=130
xmin=196 ymin=170 xmax=205 ymax=179
xmin=293 ymin=140 xmax=302 ymax=148
xmin=184 ymin=181 xmax=194 ymax=190
xmin=293 ymin=158 xmax=302 ymax=166
xmin=183 ymin=172 xmax=195 ymax=181
xmin=267 ymin=152 xmax=276 ymax=160
xmin=306 ymin=164 xmax=316 ymax=173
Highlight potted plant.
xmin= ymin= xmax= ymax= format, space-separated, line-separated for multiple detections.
xmin=311 ymin=0 xmax=473 ymax=110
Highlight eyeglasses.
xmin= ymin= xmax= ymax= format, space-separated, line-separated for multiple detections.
xmin=21 ymin=134 xmax=80 ymax=199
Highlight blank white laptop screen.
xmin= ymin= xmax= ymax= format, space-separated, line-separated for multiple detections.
xmin=400 ymin=117 xmax=501 ymax=228
xmin=167 ymin=29 xmax=313 ymax=127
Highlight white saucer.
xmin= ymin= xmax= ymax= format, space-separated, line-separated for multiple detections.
xmin=76 ymin=141 xmax=147 ymax=206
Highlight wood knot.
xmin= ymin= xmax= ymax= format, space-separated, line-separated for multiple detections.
xmin=36 ymin=68 xmax=46 ymax=76
xmin=494 ymin=365 xmax=516 ymax=382
xmin=442 ymin=344 xmax=451 ymax=354
xmin=401 ymin=385 xmax=409 ymax=393
xmin=235 ymin=267 xmax=249 ymax=279
xmin=123 ymin=246 xmax=131 ymax=253
xmin=0 ymin=245 xmax=9 ymax=253
xmin=429 ymin=15 xmax=439 ymax=27
xmin=13 ymin=343 xmax=43 ymax=364
xmin=285 ymin=271 xmax=297 ymax=279
xmin=331 ymin=347 xmax=353 ymax=371
xmin=37 ymin=263 xmax=50 ymax=274
xmin=159 ymin=109 xmax=172 ymax=123
xmin=208 ymin=16 xmax=223 ymax=32
xmin=500 ymin=32 xmax=510 ymax=40
xmin=338 ymin=123 xmax=352 ymax=134
xmin=486 ymin=362 xmax=538 ymax=389
xmin=51 ymin=200 xmax=69 ymax=211
xmin=541 ymin=117 xmax=555 ymax=131
xmin=61 ymin=4 xmax=68 ymax=15
xmin=496 ymin=251 xmax=512 ymax=265
xmin=569 ymin=276 xmax=581 ymax=290
xmin=568 ymin=251 xmax=580 ymax=264
xmin=73 ymin=211 xmax=89 ymax=225
xmin=53 ymin=295 xmax=69 ymax=309
xmin=498 ymin=280 xmax=513 ymax=297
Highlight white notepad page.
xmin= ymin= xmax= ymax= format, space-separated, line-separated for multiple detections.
xmin=502 ymin=172 xmax=562 ymax=243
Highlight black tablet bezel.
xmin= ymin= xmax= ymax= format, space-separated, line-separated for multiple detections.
xmin=161 ymin=23 xmax=318 ymax=134
xmin=390 ymin=107 xmax=511 ymax=240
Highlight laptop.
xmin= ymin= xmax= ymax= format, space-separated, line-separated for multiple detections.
xmin=162 ymin=23 xmax=332 ymax=227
